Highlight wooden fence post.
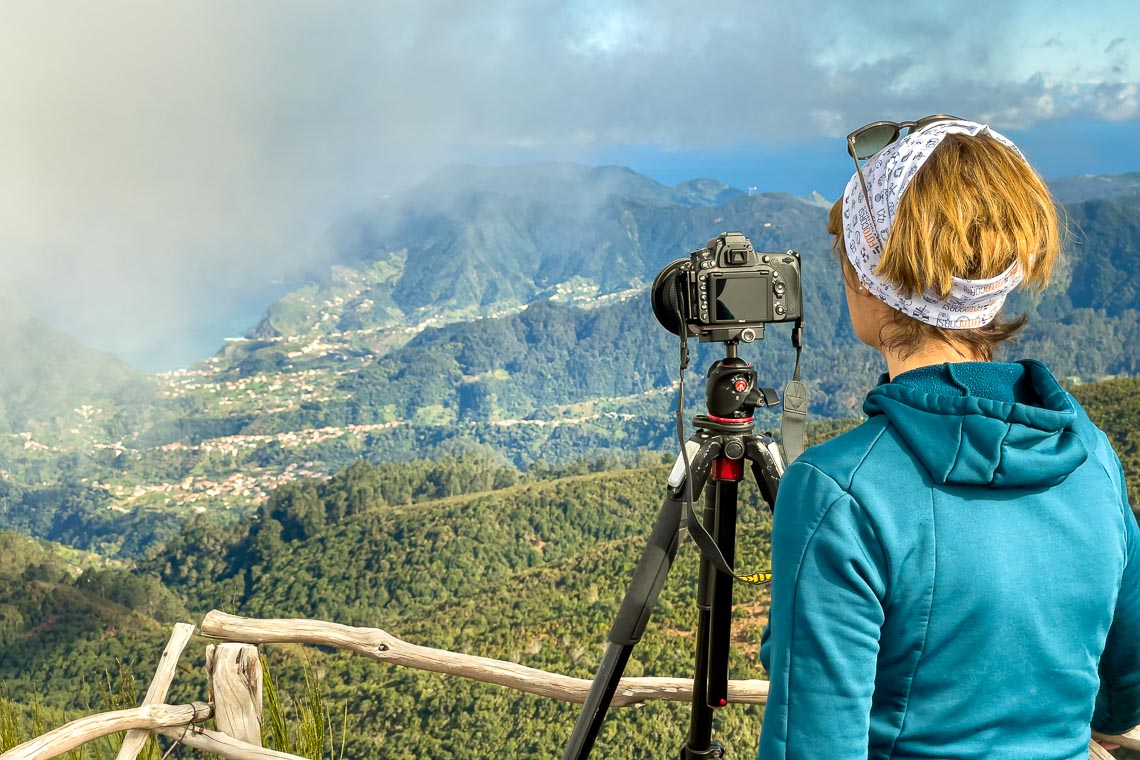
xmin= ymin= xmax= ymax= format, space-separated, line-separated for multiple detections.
xmin=115 ymin=623 xmax=195 ymax=760
xmin=206 ymin=643 xmax=263 ymax=747
xmin=1089 ymin=741 xmax=1114 ymax=759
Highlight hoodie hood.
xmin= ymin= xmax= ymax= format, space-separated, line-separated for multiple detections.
xmin=862 ymin=360 xmax=1088 ymax=488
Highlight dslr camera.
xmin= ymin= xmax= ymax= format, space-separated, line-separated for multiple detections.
xmin=651 ymin=231 xmax=802 ymax=343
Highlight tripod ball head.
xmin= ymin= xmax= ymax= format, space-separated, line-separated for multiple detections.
xmin=706 ymin=357 xmax=760 ymax=421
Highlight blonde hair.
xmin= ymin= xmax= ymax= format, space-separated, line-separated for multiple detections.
xmin=829 ymin=132 xmax=1063 ymax=360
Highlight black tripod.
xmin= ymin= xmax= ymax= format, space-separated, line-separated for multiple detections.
xmin=562 ymin=342 xmax=786 ymax=760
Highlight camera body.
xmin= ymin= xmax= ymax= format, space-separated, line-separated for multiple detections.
xmin=652 ymin=231 xmax=802 ymax=343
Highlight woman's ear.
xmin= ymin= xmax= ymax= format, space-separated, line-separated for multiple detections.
xmin=842 ymin=265 xmax=872 ymax=297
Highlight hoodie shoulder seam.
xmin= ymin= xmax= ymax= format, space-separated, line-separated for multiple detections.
xmin=794 ymin=428 xmax=894 ymax=592
xmin=799 ymin=421 xmax=892 ymax=493
xmin=852 ymin=424 xmax=892 ymax=486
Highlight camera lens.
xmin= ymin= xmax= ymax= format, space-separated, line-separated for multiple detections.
xmin=651 ymin=259 xmax=690 ymax=336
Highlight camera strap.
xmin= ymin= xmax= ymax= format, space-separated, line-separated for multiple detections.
xmin=671 ymin=306 xmax=806 ymax=588
xmin=674 ymin=345 xmax=772 ymax=586
xmin=683 ymin=497 xmax=773 ymax=585
xmin=781 ymin=320 xmax=807 ymax=463
xmin=682 ymin=321 xmax=806 ymax=587
xmin=676 ymin=437 xmax=774 ymax=587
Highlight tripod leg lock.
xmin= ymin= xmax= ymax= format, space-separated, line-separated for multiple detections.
xmin=681 ymin=741 xmax=725 ymax=759
xmin=745 ymin=435 xmax=784 ymax=511
xmin=668 ymin=432 xmax=720 ymax=498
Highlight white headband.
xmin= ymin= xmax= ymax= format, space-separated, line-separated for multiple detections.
xmin=841 ymin=119 xmax=1027 ymax=329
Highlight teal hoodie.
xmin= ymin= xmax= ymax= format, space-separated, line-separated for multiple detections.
xmin=758 ymin=360 xmax=1140 ymax=759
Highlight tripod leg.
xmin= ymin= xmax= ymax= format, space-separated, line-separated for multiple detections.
xmin=745 ymin=434 xmax=784 ymax=511
xmin=704 ymin=478 xmax=738 ymax=711
xmin=561 ymin=496 xmax=685 ymax=760
xmin=683 ymin=476 xmax=738 ymax=760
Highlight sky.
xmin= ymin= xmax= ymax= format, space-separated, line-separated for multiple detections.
xmin=1 ymin=0 xmax=1138 ymax=370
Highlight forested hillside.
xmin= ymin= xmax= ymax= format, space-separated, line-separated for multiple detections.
xmin=3 ymin=373 xmax=1140 ymax=756
xmin=0 ymin=311 xmax=154 ymax=437
xmin=3 ymin=162 xmax=1140 ymax=757
xmin=4 ymin=167 xmax=1140 ymax=564
xmin=0 ymin=457 xmax=775 ymax=758
xmin=1072 ymin=377 xmax=1140 ymax=509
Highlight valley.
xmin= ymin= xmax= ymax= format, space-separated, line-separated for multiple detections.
xmin=2 ymin=163 xmax=1139 ymax=756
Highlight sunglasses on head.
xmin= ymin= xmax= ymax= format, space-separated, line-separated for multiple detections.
xmin=846 ymin=114 xmax=963 ymax=161
xmin=845 ymin=114 xmax=962 ymax=247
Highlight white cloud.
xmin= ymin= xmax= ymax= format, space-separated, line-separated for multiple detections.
xmin=0 ymin=0 xmax=1136 ymax=366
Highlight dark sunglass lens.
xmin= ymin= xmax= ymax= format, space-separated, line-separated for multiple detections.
xmin=852 ymin=124 xmax=899 ymax=159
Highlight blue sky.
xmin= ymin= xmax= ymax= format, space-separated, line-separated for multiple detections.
xmin=1 ymin=0 xmax=1138 ymax=368
xmin=589 ymin=119 xmax=1140 ymax=199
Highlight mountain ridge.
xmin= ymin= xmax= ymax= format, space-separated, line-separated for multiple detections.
xmin=3 ymin=163 xmax=1140 ymax=546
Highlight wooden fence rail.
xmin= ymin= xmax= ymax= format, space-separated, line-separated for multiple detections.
xmin=1 ymin=610 xmax=1137 ymax=760
xmin=198 ymin=610 xmax=771 ymax=707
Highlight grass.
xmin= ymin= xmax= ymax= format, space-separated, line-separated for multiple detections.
xmin=0 ymin=664 xmax=162 ymax=760
xmin=0 ymin=654 xmax=351 ymax=759
xmin=262 ymin=653 xmax=349 ymax=760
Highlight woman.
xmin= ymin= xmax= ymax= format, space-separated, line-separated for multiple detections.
xmin=757 ymin=118 xmax=1140 ymax=759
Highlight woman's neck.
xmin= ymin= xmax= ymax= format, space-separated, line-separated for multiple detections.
xmin=883 ymin=343 xmax=985 ymax=380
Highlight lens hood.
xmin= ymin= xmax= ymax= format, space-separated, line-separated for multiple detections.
xmin=651 ymin=259 xmax=690 ymax=336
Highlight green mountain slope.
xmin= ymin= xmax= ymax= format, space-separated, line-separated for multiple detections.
xmin=5 ymin=372 xmax=1140 ymax=756
xmin=1048 ymin=172 xmax=1140 ymax=204
xmin=5 ymin=165 xmax=1140 ymax=557
xmin=0 ymin=312 xmax=154 ymax=437
xmin=144 ymin=461 xmax=698 ymax=619
xmin=0 ymin=530 xmax=192 ymax=707
xmin=142 ymin=457 xmax=774 ymax=758
xmin=1071 ymin=377 xmax=1140 ymax=509
xmin=0 ymin=314 xmax=174 ymax=557
xmin=221 ymin=168 xmax=1140 ymax=444
xmin=1 ymin=456 xmax=774 ymax=757
xmin=235 ymin=185 xmax=831 ymax=362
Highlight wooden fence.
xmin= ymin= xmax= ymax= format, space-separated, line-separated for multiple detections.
xmin=1 ymin=610 xmax=1137 ymax=760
